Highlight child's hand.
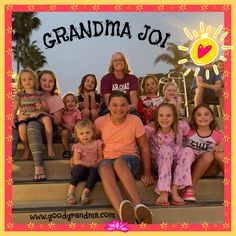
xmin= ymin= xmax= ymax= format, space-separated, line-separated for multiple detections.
xmin=128 ymin=104 xmax=136 ymax=112
xmin=30 ymin=112 xmax=39 ymax=118
xmin=141 ymin=174 xmax=154 ymax=187
xmin=88 ymin=91 xmax=95 ymax=97
xmin=90 ymin=159 xmax=97 ymax=167
xmin=64 ymin=124 xmax=73 ymax=132
xmin=145 ymin=101 xmax=152 ymax=108
xmin=84 ymin=92 xmax=89 ymax=97
xmin=70 ymin=158 xmax=75 ymax=167
xmin=96 ymin=158 xmax=102 ymax=165
xmin=167 ymin=97 xmax=177 ymax=106
xmin=214 ymin=82 xmax=223 ymax=91
xmin=18 ymin=112 xmax=27 ymax=121
xmin=215 ymin=80 xmax=223 ymax=86
xmin=35 ymin=102 xmax=42 ymax=110
xmin=213 ymin=145 xmax=224 ymax=153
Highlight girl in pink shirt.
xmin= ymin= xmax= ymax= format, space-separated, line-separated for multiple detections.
xmin=183 ymin=104 xmax=224 ymax=202
xmin=38 ymin=70 xmax=65 ymax=130
xmin=162 ymin=82 xmax=182 ymax=113
xmin=32 ymin=70 xmax=64 ymax=181
xmin=61 ymin=93 xmax=82 ymax=158
xmin=66 ymin=119 xmax=103 ymax=205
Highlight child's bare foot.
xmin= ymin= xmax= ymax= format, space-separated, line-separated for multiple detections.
xmin=171 ymin=193 xmax=185 ymax=205
xmin=21 ymin=148 xmax=30 ymax=160
xmin=155 ymin=192 xmax=169 ymax=206
xmin=171 ymin=185 xmax=186 ymax=205
xmin=48 ymin=145 xmax=55 ymax=157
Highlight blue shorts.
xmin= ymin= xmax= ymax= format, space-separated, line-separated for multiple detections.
xmin=15 ymin=117 xmax=37 ymax=127
xmin=98 ymin=155 xmax=140 ymax=176
xmin=15 ymin=114 xmax=47 ymax=128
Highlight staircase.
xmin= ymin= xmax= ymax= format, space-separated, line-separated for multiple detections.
xmin=12 ymin=141 xmax=224 ymax=225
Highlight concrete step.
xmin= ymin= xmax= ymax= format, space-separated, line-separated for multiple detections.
xmin=13 ymin=159 xmax=71 ymax=181
xmin=14 ymin=143 xmax=70 ymax=160
xmin=12 ymin=179 xmax=223 ymax=203
xmin=12 ymin=177 xmax=224 ymax=224
xmin=12 ymin=202 xmax=224 ymax=224
xmin=12 ymin=157 xmax=225 ymax=183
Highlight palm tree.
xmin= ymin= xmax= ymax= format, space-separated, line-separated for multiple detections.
xmin=12 ymin=12 xmax=46 ymax=72
xmin=154 ymin=41 xmax=195 ymax=72
xmin=24 ymin=41 xmax=47 ymax=71
xmin=13 ymin=41 xmax=47 ymax=71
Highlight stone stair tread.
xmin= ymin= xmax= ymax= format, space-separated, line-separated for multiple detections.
xmin=13 ymin=175 xmax=223 ymax=182
xmin=13 ymin=176 xmax=223 ymax=184
xmin=14 ymin=143 xmax=70 ymax=160
xmin=12 ymin=179 xmax=223 ymax=203
xmin=12 ymin=159 xmax=224 ymax=181
xmin=13 ymin=199 xmax=223 ymax=212
xmin=12 ymin=202 xmax=224 ymax=224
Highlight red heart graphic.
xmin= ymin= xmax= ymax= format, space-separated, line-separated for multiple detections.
xmin=198 ymin=44 xmax=212 ymax=59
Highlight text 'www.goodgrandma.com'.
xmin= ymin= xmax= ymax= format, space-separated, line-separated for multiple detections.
xmin=30 ymin=211 xmax=116 ymax=222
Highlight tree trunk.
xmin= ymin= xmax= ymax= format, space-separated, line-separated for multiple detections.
xmin=16 ymin=43 xmax=20 ymax=73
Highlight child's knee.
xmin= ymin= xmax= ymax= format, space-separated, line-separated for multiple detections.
xmin=201 ymin=152 xmax=214 ymax=164
xmin=82 ymin=109 xmax=91 ymax=118
xmin=181 ymin=147 xmax=195 ymax=162
xmin=113 ymin=158 xmax=127 ymax=169
xmin=18 ymin=123 xmax=27 ymax=131
xmin=91 ymin=109 xmax=98 ymax=116
xmin=83 ymin=108 xmax=90 ymax=113
xmin=214 ymin=152 xmax=224 ymax=163
xmin=159 ymin=145 xmax=173 ymax=156
xmin=61 ymin=129 xmax=69 ymax=137
xmin=41 ymin=116 xmax=51 ymax=124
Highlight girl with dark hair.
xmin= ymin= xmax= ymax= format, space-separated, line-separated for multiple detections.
xmin=95 ymin=90 xmax=154 ymax=224
xmin=183 ymin=104 xmax=224 ymax=202
xmin=77 ymin=74 xmax=101 ymax=121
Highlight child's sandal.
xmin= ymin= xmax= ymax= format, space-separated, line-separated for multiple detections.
xmin=80 ymin=192 xmax=91 ymax=205
xmin=33 ymin=174 xmax=47 ymax=182
xmin=66 ymin=192 xmax=77 ymax=205
xmin=63 ymin=151 xmax=71 ymax=158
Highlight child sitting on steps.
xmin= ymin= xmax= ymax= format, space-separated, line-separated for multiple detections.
xmin=12 ymin=68 xmax=55 ymax=160
xmin=61 ymin=92 xmax=82 ymax=158
xmin=66 ymin=119 xmax=103 ymax=205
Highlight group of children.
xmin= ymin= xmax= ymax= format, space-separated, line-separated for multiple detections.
xmin=13 ymin=69 xmax=224 ymax=216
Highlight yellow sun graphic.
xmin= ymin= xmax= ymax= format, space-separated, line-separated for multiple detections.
xmin=178 ymin=22 xmax=233 ymax=79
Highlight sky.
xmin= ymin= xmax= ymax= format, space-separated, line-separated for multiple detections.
xmin=13 ymin=12 xmax=224 ymax=95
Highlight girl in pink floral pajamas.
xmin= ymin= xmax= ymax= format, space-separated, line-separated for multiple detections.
xmin=145 ymin=103 xmax=195 ymax=206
